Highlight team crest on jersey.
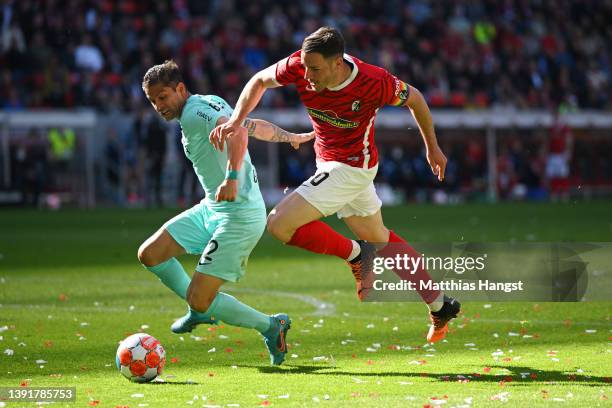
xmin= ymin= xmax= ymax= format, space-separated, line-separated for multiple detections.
xmin=351 ymin=100 xmax=361 ymax=112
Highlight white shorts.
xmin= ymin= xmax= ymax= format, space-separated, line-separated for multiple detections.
xmin=546 ymin=154 xmax=569 ymax=178
xmin=295 ymin=161 xmax=382 ymax=218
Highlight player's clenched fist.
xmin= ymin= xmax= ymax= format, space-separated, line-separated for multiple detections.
xmin=215 ymin=179 xmax=238 ymax=202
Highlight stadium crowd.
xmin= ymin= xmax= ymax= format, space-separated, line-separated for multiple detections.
xmin=1 ymin=0 xmax=610 ymax=111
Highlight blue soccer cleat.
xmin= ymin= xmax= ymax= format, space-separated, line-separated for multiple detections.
xmin=171 ymin=308 xmax=217 ymax=334
xmin=262 ymin=313 xmax=291 ymax=366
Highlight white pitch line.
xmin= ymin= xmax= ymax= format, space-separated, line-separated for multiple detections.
xmin=230 ymin=287 xmax=336 ymax=316
xmin=0 ymin=288 xmax=336 ymax=317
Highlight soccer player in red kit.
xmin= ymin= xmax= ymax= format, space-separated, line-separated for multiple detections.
xmin=211 ymin=27 xmax=460 ymax=343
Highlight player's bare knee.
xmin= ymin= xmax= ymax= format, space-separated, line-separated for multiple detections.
xmin=266 ymin=212 xmax=291 ymax=242
xmin=137 ymin=243 xmax=155 ymax=266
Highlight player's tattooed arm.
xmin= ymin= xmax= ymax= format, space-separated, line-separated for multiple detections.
xmin=242 ymin=118 xmax=314 ymax=148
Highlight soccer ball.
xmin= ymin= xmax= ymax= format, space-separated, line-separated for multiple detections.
xmin=116 ymin=333 xmax=166 ymax=383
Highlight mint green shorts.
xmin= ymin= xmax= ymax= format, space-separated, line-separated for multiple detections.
xmin=164 ymin=203 xmax=266 ymax=282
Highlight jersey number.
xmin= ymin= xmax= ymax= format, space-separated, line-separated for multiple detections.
xmin=310 ymin=172 xmax=330 ymax=186
xmin=198 ymin=239 xmax=218 ymax=265
xmin=208 ymin=102 xmax=222 ymax=112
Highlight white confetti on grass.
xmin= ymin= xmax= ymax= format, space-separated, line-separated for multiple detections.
xmin=207 ymin=347 xmax=216 ymax=353
xmin=131 ymin=393 xmax=144 ymax=398
xmin=0 ymin=326 xmax=8 ymax=333
xmin=366 ymin=323 xmax=375 ymax=328
xmin=585 ymin=329 xmax=597 ymax=334
xmin=490 ymin=392 xmax=510 ymax=402
xmin=277 ymin=394 xmax=290 ymax=399
xmin=312 ymin=356 xmax=328 ymax=362
xmin=4 ymin=349 xmax=14 ymax=356
xmin=35 ymin=359 xmax=47 ymax=364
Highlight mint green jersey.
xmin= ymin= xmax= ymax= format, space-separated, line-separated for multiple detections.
xmin=178 ymin=95 xmax=264 ymax=211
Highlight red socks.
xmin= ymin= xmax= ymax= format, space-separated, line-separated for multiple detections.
xmin=287 ymin=221 xmax=353 ymax=259
xmin=377 ymin=230 xmax=440 ymax=304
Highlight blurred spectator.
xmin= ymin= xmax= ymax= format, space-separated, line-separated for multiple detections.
xmin=105 ymin=128 xmax=122 ymax=205
xmin=74 ymin=34 xmax=104 ymax=72
xmin=13 ymin=129 xmax=49 ymax=207
xmin=142 ymin=115 xmax=167 ymax=207
xmin=546 ymin=112 xmax=573 ymax=201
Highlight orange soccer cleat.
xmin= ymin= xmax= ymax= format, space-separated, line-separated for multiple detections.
xmin=427 ymin=295 xmax=461 ymax=343
xmin=347 ymin=240 xmax=376 ymax=301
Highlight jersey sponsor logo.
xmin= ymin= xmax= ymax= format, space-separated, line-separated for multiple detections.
xmin=351 ymin=100 xmax=361 ymax=112
xmin=196 ymin=110 xmax=213 ymax=122
xmin=306 ymin=108 xmax=359 ymax=129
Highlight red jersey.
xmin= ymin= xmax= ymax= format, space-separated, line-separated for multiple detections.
xmin=549 ymin=123 xmax=570 ymax=154
xmin=275 ymin=50 xmax=410 ymax=169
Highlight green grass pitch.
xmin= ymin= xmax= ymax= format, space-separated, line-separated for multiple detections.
xmin=1 ymin=202 xmax=611 ymax=407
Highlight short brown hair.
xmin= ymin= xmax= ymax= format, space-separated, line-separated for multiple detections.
xmin=142 ymin=60 xmax=183 ymax=89
xmin=302 ymin=27 xmax=344 ymax=58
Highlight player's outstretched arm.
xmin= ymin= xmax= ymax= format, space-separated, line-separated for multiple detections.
xmin=242 ymin=118 xmax=314 ymax=150
xmin=404 ymin=85 xmax=447 ymax=181
xmin=210 ymin=64 xmax=281 ymax=151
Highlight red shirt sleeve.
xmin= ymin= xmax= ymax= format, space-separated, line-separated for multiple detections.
xmin=275 ymin=50 xmax=303 ymax=86
xmin=380 ymin=70 xmax=410 ymax=107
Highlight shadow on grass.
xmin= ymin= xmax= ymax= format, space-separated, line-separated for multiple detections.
xmin=251 ymin=364 xmax=610 ymax=386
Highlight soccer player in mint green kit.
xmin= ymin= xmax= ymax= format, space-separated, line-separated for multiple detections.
xmin=138 ymin=60 xmax=313 ymax=365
